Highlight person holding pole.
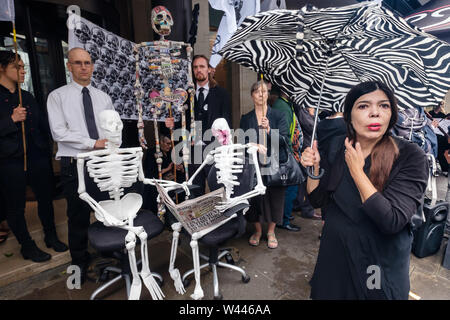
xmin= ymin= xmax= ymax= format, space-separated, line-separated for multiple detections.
xmin=0 ymin=50 xmax=68 ymax=262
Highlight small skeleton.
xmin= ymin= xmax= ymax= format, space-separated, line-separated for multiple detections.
xmin=165 ymin=118 xmax=266 ymax=300
xmin=76 ymin=110 xmax=186 ymax=300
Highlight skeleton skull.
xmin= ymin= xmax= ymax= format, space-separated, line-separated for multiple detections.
xmin=109 ymin=84 xmax=121 ymax=101
xmin=151 ymin=6 xmax=173 ymax=37
xmin=106 ymin=34 xmax=119 ymax=51
xmin=120 ymin=85 xmax=134 ymax=101
xmin=114 ymin=52 xmax=128 ymax=69
xmin=118 ymin=69 xmax=131 ymax=86
xmin=211 ymin=118 xmax=232 ymax=146
xmin=84 ymin=41 xmax=100 ymax=62
xmin=74 ymin=21 xmax=91 ymax=44
xmin=120 ymin=39 xmax=133 ymax=56
xmin=92 ymin=27 xmax=106 ymax=47
xmin=99 ymin=110 xmax=123 ymax=148
xmin=93 ymin=62 xmax=107 ymax=81
xmin=100 ymin=47 xmax=114 ymax=65
xmin=105 ymin=67 xmax=119 ymax=85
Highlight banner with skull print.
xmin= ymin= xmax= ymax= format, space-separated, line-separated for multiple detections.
xmin=68 ymin=16 xmax=189 ymax=122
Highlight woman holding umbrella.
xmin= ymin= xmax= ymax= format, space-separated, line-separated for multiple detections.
xmin=301 ymin=81 xmax=428 ymax=299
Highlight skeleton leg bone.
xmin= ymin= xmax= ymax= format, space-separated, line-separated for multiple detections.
xmin=138 ymin=229 xmax=165 ymax=300
xmin=169 ymin=222 xmax=185 ymax=294
xmin=125 ymin=231 xmax=142 ymax=300
xmin=190 ymin=233 xmax=204 ymax=300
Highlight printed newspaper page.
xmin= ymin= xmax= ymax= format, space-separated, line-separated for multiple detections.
xmin=154 ymin=181 xmax=228 ymax=235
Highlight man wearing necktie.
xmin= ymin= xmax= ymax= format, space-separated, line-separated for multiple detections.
xmin=188 ymin=55 xmax=232 ymax=195
xmin=47 ymin=48 xmax=114 ymax=284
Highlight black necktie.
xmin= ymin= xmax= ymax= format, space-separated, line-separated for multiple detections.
xmin=197 ymin=87 xmax=205 ymax=109
xmin=82 ymin=87 xmax=99 ymax=140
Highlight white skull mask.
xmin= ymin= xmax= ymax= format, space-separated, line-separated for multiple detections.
xmin=99 ymin=110 xmax=123 ymax=148
xmin=151 ymin=6 xmax=173 ymax=37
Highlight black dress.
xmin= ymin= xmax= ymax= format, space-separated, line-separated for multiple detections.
xmin=308 ymin=135 xmax=428 ymax=299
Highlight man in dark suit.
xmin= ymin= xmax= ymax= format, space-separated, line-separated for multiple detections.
xmin=187 ymin=55 xmax=232 ymax=195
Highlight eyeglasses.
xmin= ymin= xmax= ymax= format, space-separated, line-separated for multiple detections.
xmin=69 ymin=60 xmax=92 ymax=67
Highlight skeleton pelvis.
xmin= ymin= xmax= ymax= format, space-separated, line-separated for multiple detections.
xmin=98 ymin=193 xmax=143 ymax=222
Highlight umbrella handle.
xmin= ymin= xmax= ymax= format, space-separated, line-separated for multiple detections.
xmin=307 ymin=166 xmax=324 ymax=180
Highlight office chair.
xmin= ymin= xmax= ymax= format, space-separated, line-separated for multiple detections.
xmin=88 ymin=209 xmax=164 ymax=300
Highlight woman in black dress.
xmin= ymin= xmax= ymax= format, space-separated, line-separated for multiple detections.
xmin=240 ymin=80 xmax=289 ymax=249
xmin=301 ymin=81 xmax=428 ymax=299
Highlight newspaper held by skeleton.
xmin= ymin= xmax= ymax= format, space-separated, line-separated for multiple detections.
xmin=154 ymin=181 xmax=228 ymax=235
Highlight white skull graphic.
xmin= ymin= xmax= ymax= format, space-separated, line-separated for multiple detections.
xmin=99 ymin=110 xmax=123 ymax=148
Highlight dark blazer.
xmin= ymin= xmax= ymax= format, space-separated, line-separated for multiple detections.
xmin=188 ymin=85 xmax=232 ymax=133
xmin=308 ymin=135 xmax=429 ymax=300
xmin=0 ymin=84 xmax=51 ymax=159
xmin=239 ymin=106 xmax=289 ymax=163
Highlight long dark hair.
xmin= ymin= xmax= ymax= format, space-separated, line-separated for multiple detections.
xmin=343 ymin=81 xmax=399 ymax=191
xmin=0 ymin=50 xmax=20 ymax=69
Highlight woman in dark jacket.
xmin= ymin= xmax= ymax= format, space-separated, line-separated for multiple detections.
xmin=0 ymin=51 xmax=67 ymax=262
xmin=240 ymin=80 xmax=289 ymax=249
xmin=301 ymin=81 xmax=428 ymax=299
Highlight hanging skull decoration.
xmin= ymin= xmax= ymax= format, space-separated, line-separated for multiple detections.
xmin=106 ymin=67 xmax=119 ymax=84
xmin=151 ymin=6 xmax=173 ymax=37
xmin=74 ymin=21 xmax=91 ymax=44
xmin=93 ymin=62 xmax=107 ymax=80
xmin=85 ymin=42 xmax=100 ymax=62
xmin=100 ymin=47 xmax=114 ymax=65
xmin=92 ymin=27 xmax=106 ymax=47
xmin=120 ymin=39 xmax=133 ymax=56
xmin=106 ymin=34 xmax=119 ymax=51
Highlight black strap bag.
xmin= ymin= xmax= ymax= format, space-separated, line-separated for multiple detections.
xmin=262 ymin=136 xmax=305 ymax=187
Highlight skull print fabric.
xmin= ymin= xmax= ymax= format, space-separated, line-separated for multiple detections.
xmin=69 ymin=16 xmax=190 ymax=122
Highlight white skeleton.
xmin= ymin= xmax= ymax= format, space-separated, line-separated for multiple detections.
xmin=166 ymin=118 xmax=266 ymax=300
xmin=76 ymin=110 xmax=187 ymax=300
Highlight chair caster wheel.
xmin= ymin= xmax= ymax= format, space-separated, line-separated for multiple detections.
xmin=156 ymin=278 xmax=164 ymax=288
xmin=242 ymin=275 xmax=250 ymax=283
xmin=183 ymin=278 xmax=191 ymax=288
xmin=214 ymin=293 xmax=223 ymax=300
xmin=99 ymin=271 xmax=109 ymax=282
xmin=225 ymin=253 xmax=235 ymax=265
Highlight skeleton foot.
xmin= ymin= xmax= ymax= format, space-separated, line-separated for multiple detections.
xmin=129 ymin=277 xmax=142 ymax=300
xmin=191 ymin=286 xmax=204 ymax=300
xmin=170 ymin=269 xmax=186 ymax=295
xmin=141 ymin=272 xmax=165 ymax=300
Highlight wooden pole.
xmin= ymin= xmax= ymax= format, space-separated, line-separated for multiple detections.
xmin=12 ymin=22 xmax=27 ymax=171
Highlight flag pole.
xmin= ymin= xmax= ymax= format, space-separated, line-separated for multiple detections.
xmin=12 ymin=21 xmax=27 ymax=171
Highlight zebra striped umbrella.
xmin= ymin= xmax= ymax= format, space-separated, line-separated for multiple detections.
xmin=220 ymin=1 xmax=450 ymax=112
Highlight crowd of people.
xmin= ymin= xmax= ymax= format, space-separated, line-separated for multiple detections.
xmin=0 ymin=46 xmax=448 ymax=300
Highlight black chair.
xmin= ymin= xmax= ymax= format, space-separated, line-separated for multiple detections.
xmin=88 ymin=209 xmax=164 ymax=300
xmin=181 ymin=157 xmax=256 ymax=299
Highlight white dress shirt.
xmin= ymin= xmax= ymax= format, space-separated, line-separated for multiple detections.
xmin=196 ymin=82 xmax=209 ymax=101
xmin=47 ymin=81 xmax=114 ymax=159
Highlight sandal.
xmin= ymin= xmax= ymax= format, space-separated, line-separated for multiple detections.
xmin=249 ymin=232 xmax=262 ymax=246
xmin=267 ymin=232 xmax=278 ymax=249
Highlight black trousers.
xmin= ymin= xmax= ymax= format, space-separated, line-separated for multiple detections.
xmin=0 ymin=154 xmax=56 ymax=246
xmin=60 ymin=157 xmax=107 ymax=266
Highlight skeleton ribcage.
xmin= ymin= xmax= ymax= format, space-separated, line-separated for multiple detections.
xmin=86 ymin=151 xmax=141 ymax=198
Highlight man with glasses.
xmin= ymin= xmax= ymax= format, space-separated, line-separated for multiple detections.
xmin=47 ymin=47 xmax=114 ymax=284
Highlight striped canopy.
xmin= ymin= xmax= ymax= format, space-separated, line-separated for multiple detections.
xmin=220 ymin=1 xmax=450 ymax=112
